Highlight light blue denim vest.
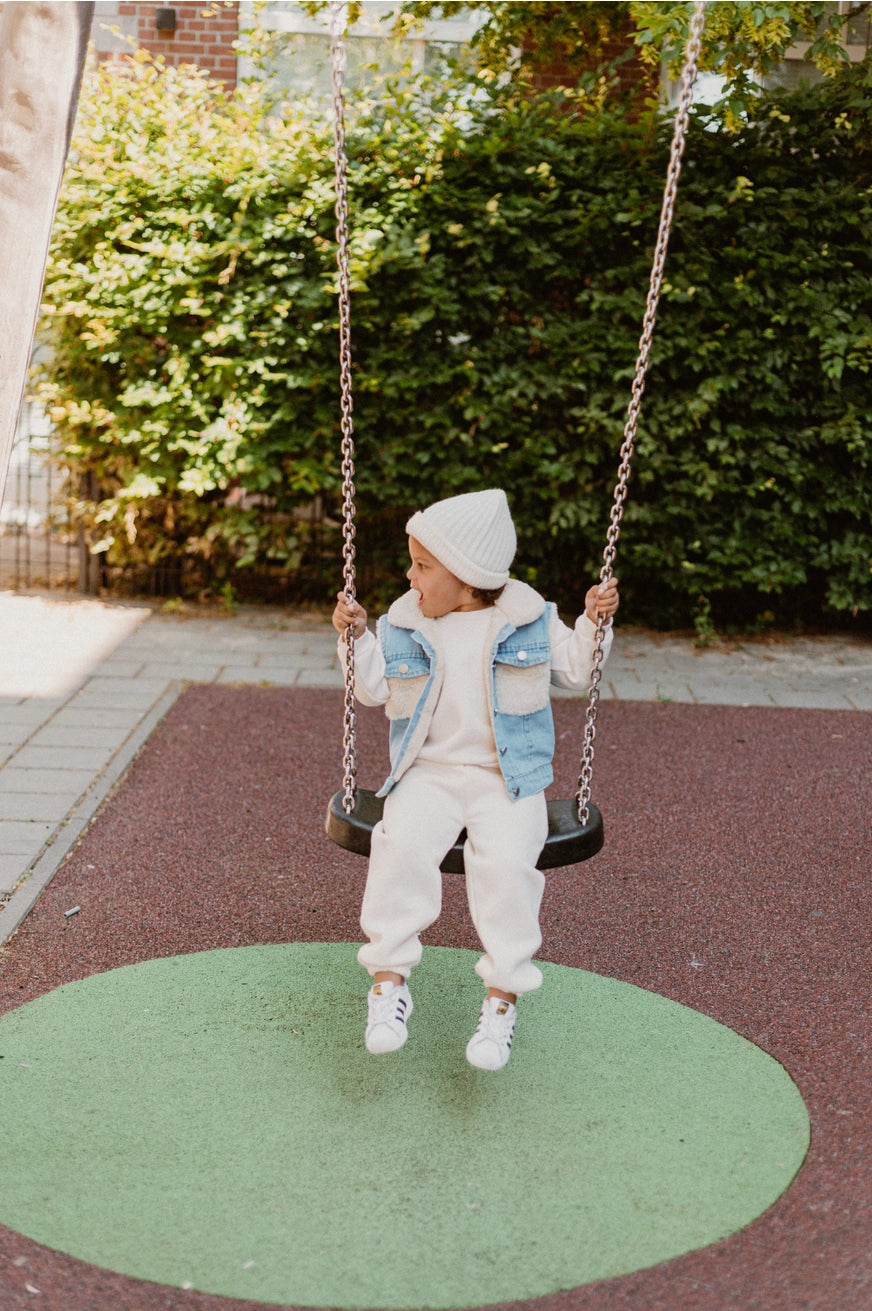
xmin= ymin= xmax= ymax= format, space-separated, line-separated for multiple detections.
xmin=377 ymin=603 xmax=555 ymax=801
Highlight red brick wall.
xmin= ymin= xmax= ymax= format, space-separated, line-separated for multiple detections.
xmin=103 ymin=3 xmax=239 ymax=86
xmin=524 ymin=26 xmax=658 ymax=107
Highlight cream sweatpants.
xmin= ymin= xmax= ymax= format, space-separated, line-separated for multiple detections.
xmin=358 ymin=761 xmax=549 ymax=997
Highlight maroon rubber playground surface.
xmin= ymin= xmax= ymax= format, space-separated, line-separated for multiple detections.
xmin=0 ymin=685 xmax=869 ymax=1311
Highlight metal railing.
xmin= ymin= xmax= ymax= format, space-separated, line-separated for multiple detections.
xmin=0 ymin=399 xmax=78 ymax=593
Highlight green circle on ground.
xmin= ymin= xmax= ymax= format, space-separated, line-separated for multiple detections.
xmin=0 ymin=944 xmax=808 ymax=1309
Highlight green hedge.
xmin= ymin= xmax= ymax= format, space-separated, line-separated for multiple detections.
xmin=39 ymin=53 xmax=872 ymax=627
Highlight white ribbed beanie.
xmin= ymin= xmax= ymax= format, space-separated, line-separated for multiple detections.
xmin=406 ymin=488 xmax=516 ymax=589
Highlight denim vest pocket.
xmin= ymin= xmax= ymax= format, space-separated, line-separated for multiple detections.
xmin=385 ymin=675 xmax=428 ymax=721
xmin=384 ymin=651 xmax=430 ymax=722
xmin=493 ymin=654 xmax=550 ymax=716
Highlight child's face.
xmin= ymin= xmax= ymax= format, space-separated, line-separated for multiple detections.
xmin=406 ymin=537 xmax=486 ymax=618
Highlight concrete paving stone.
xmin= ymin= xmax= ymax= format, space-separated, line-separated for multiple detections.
xmin=299 ymin=635 xmax=341 ymax=651
xmin=845 ymin=690 xmax=872 ymax=710
xmin=10 ymin=744 xmax=118 ymax=772
xmin=296 ymin=637 xmax=343 ymax=656
xmin=27 ymin=724 xmax=132 ymax=751
xmin=676 ymin=669 xmax=765 ymax=690
xmin=605 ymin=680 xmax=697 ymax=704
xmin=840 ymin=683 xmax=872 ymax=701
xmin=132 ymin=627 xmax=265 ymax=653
xmin=0 ymin=792 xmax=79 ymax=823
xmin=766 ymin=690 xmax=862 ymax=710
xmin=802 ymin=676 xmax=865 ymax=697
xmin=213 ymin=636 xmax=287 ymax=654
xmin=697 ymin=676 xmax=772 ymax=697
xmin=748 ymin=665 xmax=805 ymax=683
xmin=601 ymin=668 xmax=646 ymax=688
xmin=255 ymin=651 xmax=331 ymax=668
xmin=0 ymin=732 xmax=33 ymax=751
xmin=0 ymin=699 xmax=70 ymax=723
xmin=215 ymin=665 xmax=274 ymax=684
xmin=110 ymin=633 xmax=178 ymax=654
xmin=688 ymin=686 xmax=777 ymax=707
xmin=108 ymin=637 xmax=197 ymax=660
xmin=0 ymin=819 xmax=55 ymax=852
xmin=650 ymin=658 xmax=710 ymax=681
xmin=82 ymin=660 xmax=147 ymax=678
xmin=63 ymin=677 xmax=175 ymax=709
xmin=0 ymin=748 xmax=31 ymax=775
xmin=234 ymin=668 xmax=300 ymax=686
xmin=292 ymin=666 xmax=344 ymax=687
xmin=752 ymin=636 xmax=869 ymax=663
xmin=597 ymin=681 xmax=639 ymax=701
xmin=46 ymin=706 xmax=147 ymax=730
xmin=0 ymin=852 xmax=32 ymax=895
xmin=598 ymin=664 xmax=644 ymax=686
xmin=137 ymin=661 xmax=225 ymax=682
xmin=0 ymin=767 xmax=96 ymax=794
xmin=119 ymin=640 xmax=228 ymax=663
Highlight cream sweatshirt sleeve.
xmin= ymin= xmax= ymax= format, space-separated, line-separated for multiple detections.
xmin=335 ymin=628 xmax=389 ymax=707
xmin=549 ymin=610 xmax=613 ymax=693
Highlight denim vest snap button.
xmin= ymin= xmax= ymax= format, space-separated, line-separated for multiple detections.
xmin=516 ymin=650 xmax=527 ymax=661
xmin=398 ymin=663 xmax=409 ymax=674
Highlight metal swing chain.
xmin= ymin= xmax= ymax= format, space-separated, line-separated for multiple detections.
xmin=330 ymin=2 xmax=358 ymax=814
xmin=327 ymin=0 xmax=705 ymax=823
xmin=576 ymin=0 xmax=707 ymax=825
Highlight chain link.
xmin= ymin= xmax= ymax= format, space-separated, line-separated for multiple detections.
xmin=330 ymin=2 xmax=358 ymax=814
xmin=576 ymin=0 xmax=707 ymax=824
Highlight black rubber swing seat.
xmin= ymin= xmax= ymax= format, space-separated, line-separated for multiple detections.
xmin=325 ymin=789 xmax=603 ymax=873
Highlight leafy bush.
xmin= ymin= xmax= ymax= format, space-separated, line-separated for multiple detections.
xmin=40 ymin=53 xmax=346 ymax=595
xmin=40 ymin=51 xmax=872 ymax=627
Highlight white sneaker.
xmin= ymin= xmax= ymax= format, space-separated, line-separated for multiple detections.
xmin=365 ymin=981 xmax=413 ymax=1054
xmin=465 ymin=997 xmax=517 ymax=1071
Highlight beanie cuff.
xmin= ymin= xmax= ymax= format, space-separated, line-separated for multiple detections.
xmin=406 ymin=510 xmax=510 ymax=589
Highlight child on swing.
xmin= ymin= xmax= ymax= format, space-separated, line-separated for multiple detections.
xmin=332 ymin=488 xmax=619 ymax=1070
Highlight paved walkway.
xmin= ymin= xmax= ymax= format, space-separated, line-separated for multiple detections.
xmin=0 ymin=589 xmax=870 ymax=946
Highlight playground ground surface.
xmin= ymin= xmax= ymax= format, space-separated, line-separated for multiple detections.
xmin=0 ymin=590 xmax=869 ymax=1311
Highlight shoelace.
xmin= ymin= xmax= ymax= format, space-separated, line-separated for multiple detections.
xmin=476 ymin=1002 xmax=514 ymax=1045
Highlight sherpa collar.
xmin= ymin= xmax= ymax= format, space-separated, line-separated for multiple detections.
xmin=386 ymin=578 xmax=546 ymax=633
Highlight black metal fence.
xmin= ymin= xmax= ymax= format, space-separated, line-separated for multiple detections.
xmin=0 ymin=398 xmax=79 ymax=593
xmin=0 ymin=401 xmax=343 ymax=603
